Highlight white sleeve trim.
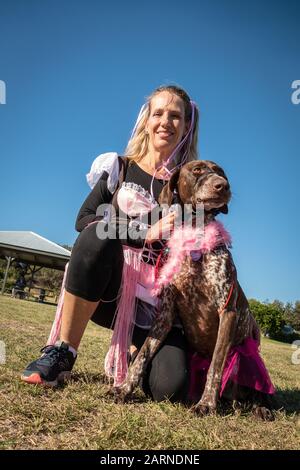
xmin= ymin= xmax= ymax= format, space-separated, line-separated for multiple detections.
xmin=86 ymin=152 xmax=120 ymax=193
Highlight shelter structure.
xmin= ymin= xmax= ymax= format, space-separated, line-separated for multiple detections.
xmin=0 ymin=231 xmax=71 ymax=295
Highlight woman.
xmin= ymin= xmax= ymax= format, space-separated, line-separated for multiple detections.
xmin=21 ymin=85 xmax=199 ymax=402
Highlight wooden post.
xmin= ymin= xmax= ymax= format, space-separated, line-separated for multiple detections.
xmin=28 ymin=265 xmax=43 ymax=294
xmin=1 ymin=256 xmax=14 ymax=295
xmin=28 ymin=265 xmax=35 ymax=294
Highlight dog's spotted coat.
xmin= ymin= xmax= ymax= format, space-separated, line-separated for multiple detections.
xmin=114 ymin=160 xmax=274 ymax=420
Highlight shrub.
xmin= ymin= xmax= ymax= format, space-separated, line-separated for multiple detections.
xmin=248 ymin=299 xmax=285 ymax=339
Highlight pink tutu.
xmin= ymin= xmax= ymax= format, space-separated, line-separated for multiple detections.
xmin=188 ymin=337 xmax=275 ymax=402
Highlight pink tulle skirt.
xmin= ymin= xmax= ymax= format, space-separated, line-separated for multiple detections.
xmin=188 ymin=337 xmax=275 ymax=402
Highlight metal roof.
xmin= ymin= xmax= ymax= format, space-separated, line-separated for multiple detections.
xmin=0 ymin=231 xmax=71 ymax=271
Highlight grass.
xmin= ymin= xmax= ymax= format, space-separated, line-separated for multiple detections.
xmin=0 ymin=295 xmax=299 ymax=450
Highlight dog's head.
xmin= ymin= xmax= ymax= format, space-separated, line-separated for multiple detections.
xmin=159 ymin=160 xmax=231 ymax=215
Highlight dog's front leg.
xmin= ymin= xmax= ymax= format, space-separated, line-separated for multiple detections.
xmin=114 ymin=286 xmax=177 ymax=402
xmin=193 ymin=310 xmax=238 ymax=415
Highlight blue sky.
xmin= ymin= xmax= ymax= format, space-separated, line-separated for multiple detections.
xmin=0 ymin=0 xmax=299 ymax=304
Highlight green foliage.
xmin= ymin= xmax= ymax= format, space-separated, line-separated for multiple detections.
xmin=273 ymin=300 xmax=300 ymax=331
xmin=249 ymin=299 xmax=284 ymax=338
xmin=33 ymin=268 xmax=64 ymax=292
xmin=249 ymin=298 xmax=300 ymax=342
xmin=291 ymin=301 xmax=300 ymax=331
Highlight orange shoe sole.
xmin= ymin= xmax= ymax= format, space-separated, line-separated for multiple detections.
xmin=21 ymin=372 xmax=45 ymax=385
xmin=21 ymin=370 xmax=71 ymax=387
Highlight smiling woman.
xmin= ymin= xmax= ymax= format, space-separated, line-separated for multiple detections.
xmin=125 ymin=85 xmax=199 ymax=178
xmin=145 ymin=92 xmax=188 ymax=159
xmin=21 ymin=85 xmax=200 ymax=404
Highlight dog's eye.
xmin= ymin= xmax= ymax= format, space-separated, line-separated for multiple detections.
xmin=192 ymin=167 xmax=203 ymax=176
xmin=211 ymin=166 xmax=226 ymax=177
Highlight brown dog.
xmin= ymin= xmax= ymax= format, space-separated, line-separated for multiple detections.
xmin=114 ymin=160 xmax=275 ymax=420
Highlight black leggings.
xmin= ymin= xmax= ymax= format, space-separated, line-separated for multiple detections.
xmin=65 ymin=223 xmax=189 ymax=402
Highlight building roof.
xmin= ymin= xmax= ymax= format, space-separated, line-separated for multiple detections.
xmin=0 ymin=231 xmax=71 ymax=271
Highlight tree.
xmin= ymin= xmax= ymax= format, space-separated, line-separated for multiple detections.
xmin=248 ymin=299 xmax=284 ymax=338
xmin=282 ymin=301 xmax=295 ymax=328
xmin=33 ymin=268 xmax=64 ymax=293
xmin=292 ymin=301 xmax=300 ymax=331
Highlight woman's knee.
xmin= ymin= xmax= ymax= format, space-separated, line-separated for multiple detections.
xmin=143 ymin=369 xmax=188 ymax=402
xmin=144 ymin=344 xmax=188 ymax=402
xmin=147 ymin=370 xmax=188 ymax=403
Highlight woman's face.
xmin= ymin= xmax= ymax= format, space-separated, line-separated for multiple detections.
xmin=146 ymin=91 xmax=189 ymax=157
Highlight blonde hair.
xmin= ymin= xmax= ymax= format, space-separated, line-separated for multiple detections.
xmin=124 ymin=85 xmax=199 ymax=167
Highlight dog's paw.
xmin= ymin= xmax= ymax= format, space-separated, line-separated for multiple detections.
xmin=191 ymin=403 xmax=217 ymax=416
xmin=113 ymin=385 xmax=132 ymax=404
xmin=252 ymin=405 xmax=275 ymax=421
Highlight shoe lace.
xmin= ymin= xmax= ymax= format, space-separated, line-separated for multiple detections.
xmin=39 ymin=345 xmax=67 ymax=366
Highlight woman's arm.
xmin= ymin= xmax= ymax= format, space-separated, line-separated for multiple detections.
xmin=75 ymin=172 xmax=113 ymax=232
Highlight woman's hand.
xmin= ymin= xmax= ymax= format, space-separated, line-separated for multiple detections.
xmin=145 ymin=212 xmax=176 ymax=243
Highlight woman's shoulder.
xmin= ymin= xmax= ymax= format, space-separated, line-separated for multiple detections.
xmin=86 ymin=152 xmax=122 ymax=192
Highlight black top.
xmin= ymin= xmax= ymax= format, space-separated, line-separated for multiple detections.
xmin=124 ymin=161 xmax=165 ymax=201
xmin=75 ymin=161 xmax=166 ymax=249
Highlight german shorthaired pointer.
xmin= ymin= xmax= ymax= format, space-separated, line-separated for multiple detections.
xmin=114 ymin=160 xmax=275 ymax=420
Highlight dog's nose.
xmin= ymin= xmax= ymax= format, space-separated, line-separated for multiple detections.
xmin=213 ymin=180 xmax=229 ymax=192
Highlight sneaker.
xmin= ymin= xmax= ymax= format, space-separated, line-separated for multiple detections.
xmin=21 ymin=341 xmax=76 ymax=387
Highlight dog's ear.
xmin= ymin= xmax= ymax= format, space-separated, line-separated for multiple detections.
xmin=219 ymin=204 xmax=228 ymax=214
xmin=158 ymin=168 xmax=181 ymax=206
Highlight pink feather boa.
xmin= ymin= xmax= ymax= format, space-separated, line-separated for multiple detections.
xmin=153 ymin=220 xmax=231 ymax=295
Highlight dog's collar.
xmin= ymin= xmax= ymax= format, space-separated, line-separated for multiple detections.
xmin=153 ymin=221 xmax=232 ymax=294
